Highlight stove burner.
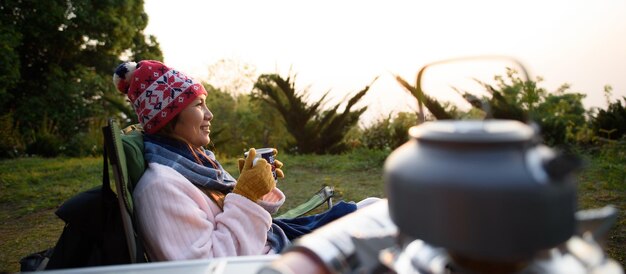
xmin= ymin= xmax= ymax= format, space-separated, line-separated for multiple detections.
xmin=379 ymin=234 xmax=623 ymax=274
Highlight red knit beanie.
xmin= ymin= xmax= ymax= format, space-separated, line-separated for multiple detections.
xmin=112 ymin=60 xmax=207 ymax=134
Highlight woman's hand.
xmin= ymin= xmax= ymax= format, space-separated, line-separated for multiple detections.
xmin=272 ymin=148 xmax=285 ymax=179
xmin=237 ymin=148 xmax=285 ymax=179
xmin=233 ymin=148 xmax=276 ymax=202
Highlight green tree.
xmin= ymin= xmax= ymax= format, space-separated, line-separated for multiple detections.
xmin=253 ymin=73 xmax=376 ymax=154
xmin=207 ymin=58 xmax=258 ymax=97
xmin=399 ymin=67 xmax=588 ymax=146
xmin=0 ymin=23 xmax=21 ymax=105
xmin=395 ymin=75 xmax=454 ymax=121
xmin=478 ymin=69 xmax=588 ymax=146
xmin=205 ymin=84 xmax=292 ymax=157
xmin=1 ymin=0 xmax=161 ymax=156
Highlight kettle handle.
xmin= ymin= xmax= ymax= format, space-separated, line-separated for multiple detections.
xmin=543 ymin=152 xmax=583 ymax=182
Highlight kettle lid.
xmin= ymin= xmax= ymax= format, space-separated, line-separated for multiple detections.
xmin=410 ymin=119 xmax=535 ymax=143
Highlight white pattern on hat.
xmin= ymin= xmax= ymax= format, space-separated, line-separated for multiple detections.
xmin=134 ymin=68 xmax=195 ymax=127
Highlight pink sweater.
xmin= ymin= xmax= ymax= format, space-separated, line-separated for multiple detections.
xmin=133 ymin=163 xmax=285 ymax=261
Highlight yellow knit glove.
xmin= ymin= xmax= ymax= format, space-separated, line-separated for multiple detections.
xmin=274 ymin=159 xmax=285 ymax=179
xmin=233 ymin=148 xmax=276 ymax=202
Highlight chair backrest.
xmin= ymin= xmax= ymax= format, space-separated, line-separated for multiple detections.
xmin=120 ymin=126 xmax=146 ymax=195
xmin=103 ymin=118 xmax=149 ymax=263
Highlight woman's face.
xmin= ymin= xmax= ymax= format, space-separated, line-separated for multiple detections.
xmin=173 ymin=94 xmax=213 ymax=148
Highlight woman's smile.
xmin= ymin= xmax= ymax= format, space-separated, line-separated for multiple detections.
xmin=200 ymin=125 xmax=210 ymax=134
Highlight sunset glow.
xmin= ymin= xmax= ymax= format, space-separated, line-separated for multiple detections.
xmin=144 ymin=0 xmax=626 ymax=125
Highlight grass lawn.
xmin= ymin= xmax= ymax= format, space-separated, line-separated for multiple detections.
xmin=0 ymin=146 xmax=623 ymax=272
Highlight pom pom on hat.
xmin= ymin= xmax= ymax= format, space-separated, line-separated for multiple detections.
xmin=113 ymin=61 xmax=137 ymax=94
xmin=111 ymin=60 xmax=207 ymax=134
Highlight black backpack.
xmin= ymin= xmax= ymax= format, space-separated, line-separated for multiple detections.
xmin=20 ymin=147 xmax=134 ymax=271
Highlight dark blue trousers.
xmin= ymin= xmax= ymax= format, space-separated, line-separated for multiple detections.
xmin=272 ymin=201 xmax=357 ymax=240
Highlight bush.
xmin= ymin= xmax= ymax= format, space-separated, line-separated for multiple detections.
xmin=26 ymin=133 xmax=63 ymax=157
xmin=63 ymin=118 xmax=105 ymax=157
xmin=64 ymin=132 xmax=100 ymax=157
xmin=0 ymin=112 xmax=24 ymax=158
xmin=23 ymin=115 xmax=63 ymax=158
xmin=593 ymin=97 xmax=626 ymax=140
xmin=359 ymin=112 xmax=417 ymax=150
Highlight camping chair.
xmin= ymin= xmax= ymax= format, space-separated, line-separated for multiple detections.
xmin=102 ymin=119 xmax=149 ymax=263
xmin=275 ymin=185 xmax=335 ymax=219
xmin=102 ymin=118 xmax=335 ymax=263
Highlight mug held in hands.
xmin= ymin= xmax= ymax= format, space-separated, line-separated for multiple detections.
xmin=244 ymin=148 xmax=277 ymax=181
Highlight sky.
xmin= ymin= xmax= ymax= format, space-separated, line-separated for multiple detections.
xmin=144 ymin=0 xmax=626 ymax=125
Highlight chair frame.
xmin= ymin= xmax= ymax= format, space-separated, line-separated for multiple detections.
xmin=103 ymin=118 xmax=148 ymax=263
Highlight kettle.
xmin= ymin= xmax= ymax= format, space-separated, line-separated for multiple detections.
xmin=384 ymin=119 xmax=580 ymax=262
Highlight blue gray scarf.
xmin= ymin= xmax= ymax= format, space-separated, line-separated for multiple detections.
xmin=143 ymin=134 xmax=236 ymax=193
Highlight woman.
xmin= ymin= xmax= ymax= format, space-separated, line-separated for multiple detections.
xmin=113 ymin=60 xmax=364 ymax=261
xmin=113 ymin=60 xmax=290 ymax=260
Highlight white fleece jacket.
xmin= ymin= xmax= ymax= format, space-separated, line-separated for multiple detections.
xmin=133 ymin=162 xmax=285 ymax=261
